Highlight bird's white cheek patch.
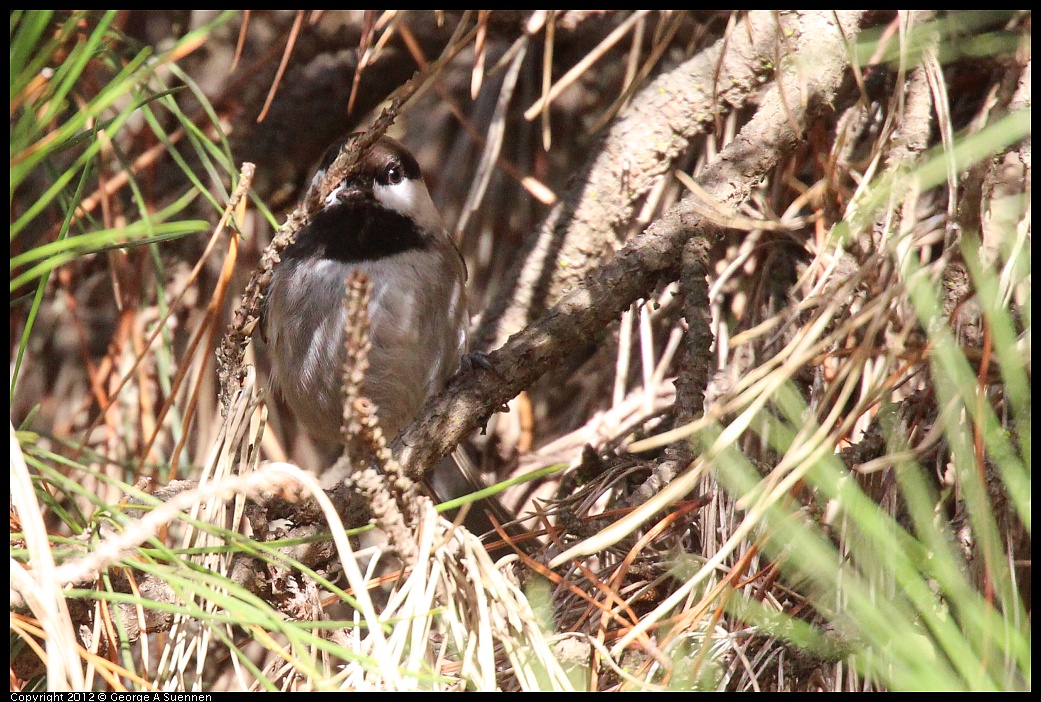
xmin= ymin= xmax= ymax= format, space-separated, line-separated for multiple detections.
xmin=374 ymin=180 xmax=420 ymax=215
xmin=374 ymin=180 xmax=444 ymax=234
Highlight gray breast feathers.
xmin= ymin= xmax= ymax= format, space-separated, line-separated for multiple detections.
xmin=265 ymin=248 xmax=468 ymax=445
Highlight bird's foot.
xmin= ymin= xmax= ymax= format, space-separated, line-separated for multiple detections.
xmin=459 ymin=351 xmax=510 ymax=433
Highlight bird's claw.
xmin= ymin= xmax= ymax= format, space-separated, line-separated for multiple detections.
xmin=460 ymin=350 xmax=497 ymax=375
xmin=460 ymin=352 xmax=510 ymax=433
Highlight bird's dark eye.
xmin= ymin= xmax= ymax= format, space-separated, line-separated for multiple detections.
xmin=385 ymin=163 xmax=404 ymax=185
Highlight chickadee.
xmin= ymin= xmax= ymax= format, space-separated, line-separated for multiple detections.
xmin=262 ymin=133 xmax=500 ymax=533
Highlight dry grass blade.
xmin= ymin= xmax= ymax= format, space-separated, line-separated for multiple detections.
xmin=256 ymin=10 xmax=306 ymax=123
xmin=455 ymin=38 xmax=529 ymax=237
xmin=11 ymin=424 xmax=85 ymax=691
xmin=524 ymin=10 xmax=650 ymax=121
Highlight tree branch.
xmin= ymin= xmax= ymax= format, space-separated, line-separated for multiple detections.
xmin=396 ymin=10 xmax=869 ymax=481
xmin=477 ymin=10 xmax=798 ymax=351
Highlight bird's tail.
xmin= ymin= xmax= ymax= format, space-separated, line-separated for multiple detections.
xmin=425 ymin=447 xmax=525 ymax=549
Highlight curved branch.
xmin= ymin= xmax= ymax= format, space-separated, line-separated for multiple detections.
xmin=396 ymin=11 xmax=869 ymax=480
xmin=477 ymin=10 xmax=800 ymax=350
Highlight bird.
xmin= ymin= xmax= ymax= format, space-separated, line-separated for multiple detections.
xmin=261 ymin=133 xmax=505 ymax=536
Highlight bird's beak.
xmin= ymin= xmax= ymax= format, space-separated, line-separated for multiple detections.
xmin=325 ymin=179 xmax=367 ymax=207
